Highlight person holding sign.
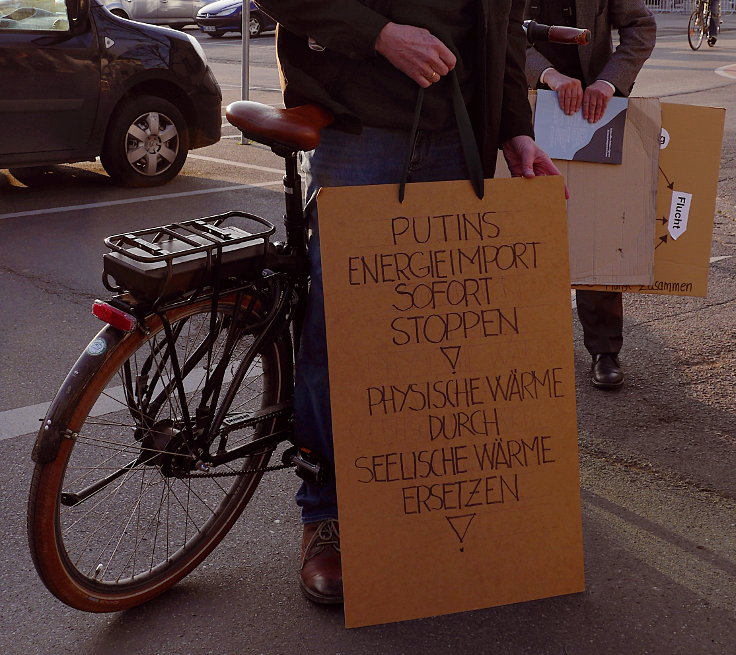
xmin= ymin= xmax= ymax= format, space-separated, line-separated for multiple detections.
xmin=255 ymin=0 xmax=563 ymax=605
xmin=524 ymin=0 xmax=656 ymax=389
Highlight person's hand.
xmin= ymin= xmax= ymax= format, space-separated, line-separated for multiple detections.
xmin=501 ymin=135 xmax=569 ymax=199
xmin=374 ymin=22 xmax=456 ymax=88
xmin=543 ymin=69 xmax=583 ymax=116
xmin=582 ymin=80 xmax=614 ymax=123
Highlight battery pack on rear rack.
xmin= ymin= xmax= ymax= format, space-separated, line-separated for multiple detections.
xmin=102 ymin=212 xmax=276 ymax=301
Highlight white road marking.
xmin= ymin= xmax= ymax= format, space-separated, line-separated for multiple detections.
xmin=0 ymin=180 xmax=282 ymax=221
xmin=1 ymin=362 xmax=261 ymax=442
xmin=715 ymin=64 xmax=736 ymax=80
xmin=1 ymin=400 xmax=50 ymax=442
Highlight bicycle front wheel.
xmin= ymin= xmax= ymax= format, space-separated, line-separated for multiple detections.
xmin=688 ymin=8 xmax=705 ymax=49
xmin=28 ymin=294 xmax=292 ymax=612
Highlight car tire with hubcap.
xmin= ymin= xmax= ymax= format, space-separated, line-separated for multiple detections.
xmin=101 ymin=95 xmax=189 ymax=188
xmin=249 ymin=14 xmax=262 ymax=37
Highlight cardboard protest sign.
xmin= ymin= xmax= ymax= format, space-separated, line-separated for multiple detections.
xmin=317 ymin=176 xmax=585 ymax=628
xmin=498 ymin=94 xmax=662 ymax=286
xmin=560 ymin=97 xmax=661 ymax=286
xmin=574 ymin=102 xmax=726 ymax=297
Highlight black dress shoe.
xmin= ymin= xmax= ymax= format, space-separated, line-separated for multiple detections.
xmin=591 ymin=353 xmax=624 ymax=389
xmin=300 ymin=519 xmax=343 ymax=604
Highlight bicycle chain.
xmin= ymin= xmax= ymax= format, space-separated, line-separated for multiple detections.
xmin=183 ymin=404 xmax=296 ymax=477
xmin=221 ymin=403 xmax=293 ymax=432
xmin=183 ymin=461 xmax=293 ymax=479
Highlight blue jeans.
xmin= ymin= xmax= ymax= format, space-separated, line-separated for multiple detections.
xmin=294 ymin=125 xmax=469 ymax=523
xmin=709 ymin=0 xmax=720 ymax=37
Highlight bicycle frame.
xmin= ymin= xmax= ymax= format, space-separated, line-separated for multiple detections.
xmin=31 ymin=147 xmax=313 ymax=486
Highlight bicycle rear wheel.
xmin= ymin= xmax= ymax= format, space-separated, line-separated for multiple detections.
xmin=688 ymin=8 xmax=705 ymax=49
xmin=28 ymin=294 xmax=292 ymax=612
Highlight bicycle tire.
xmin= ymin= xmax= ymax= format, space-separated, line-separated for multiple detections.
xmin=688 ymin=7 xmax=705 ymax=50
xmin=28 ymin=294 xmax=293 ymax=612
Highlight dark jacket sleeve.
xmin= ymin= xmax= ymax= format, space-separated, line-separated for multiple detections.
xmin=499 ymin=0 xmax=535 ymax=143
xmin=596 ymin=1 xmax=656 ymax=95
xmin=254 ymin=0 xmax=389 ymax=60
xmin=524 ymin=43 xmax=555 ymax=89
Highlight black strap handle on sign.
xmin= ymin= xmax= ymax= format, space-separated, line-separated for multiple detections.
xmin=399 ymin=69 xmax=484 ymax=203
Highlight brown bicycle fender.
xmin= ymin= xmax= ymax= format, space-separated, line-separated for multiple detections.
xmin=31 ymin=326 xmax=127 ymax=463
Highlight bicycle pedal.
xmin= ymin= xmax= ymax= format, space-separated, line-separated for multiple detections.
xmin=282 ymin=446 xmax=327 ymax=485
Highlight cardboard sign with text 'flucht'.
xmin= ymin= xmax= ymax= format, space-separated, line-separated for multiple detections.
xmin=317 ymin=175 xmax=585 ymax=628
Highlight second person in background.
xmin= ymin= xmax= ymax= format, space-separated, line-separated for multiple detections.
xmin=524 ymin=0 xmax=656 ymax=390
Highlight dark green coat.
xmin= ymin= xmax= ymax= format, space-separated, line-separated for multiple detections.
xmin=255 ymin=0 xmax=534 ymax=177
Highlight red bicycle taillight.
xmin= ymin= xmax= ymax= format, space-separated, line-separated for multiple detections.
xmin=92 ymin=300 xmax=138 ymax=332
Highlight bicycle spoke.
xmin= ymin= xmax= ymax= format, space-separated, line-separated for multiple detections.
xmin=98 ymin=480 xmax=152 ymax=580
xmin=71 ymin=465 xmax=151 ymax=575
xmin=62 ymin=465 xmax=152 ymax=539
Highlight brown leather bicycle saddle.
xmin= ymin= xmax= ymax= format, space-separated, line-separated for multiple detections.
xmin=225 ymin=101 xmax=334 ymax=152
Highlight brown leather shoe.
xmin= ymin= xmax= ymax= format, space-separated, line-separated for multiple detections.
xmin=300 ymin=519 xmax=343 ymax=604
xmin=591 ymin=353 xmax=624 ymax=389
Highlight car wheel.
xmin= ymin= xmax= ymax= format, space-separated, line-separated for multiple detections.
xmin=248 ymin=14 xmax=262 ymax=37
xmin=101 ymin=95 xmax=189 ymax=188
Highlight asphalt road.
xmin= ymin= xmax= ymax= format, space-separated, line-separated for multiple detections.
xmin=0 ymin=15 xmax=735 ymax=655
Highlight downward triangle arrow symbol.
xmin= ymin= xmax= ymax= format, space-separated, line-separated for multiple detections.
xmin=440 ymin=346 xmax=461 ymax=372
xmin=446 ymin=513 xmax=476 ymax=550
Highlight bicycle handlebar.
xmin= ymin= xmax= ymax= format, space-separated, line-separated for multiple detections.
xmin=523 ymin=20 xmax=591 ymax=45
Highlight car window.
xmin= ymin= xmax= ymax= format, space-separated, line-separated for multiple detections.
xmin=0 ymin=0 xmax=70 ymax=30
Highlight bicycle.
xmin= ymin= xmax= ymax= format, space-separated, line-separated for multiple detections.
xmin=26 ymin=100 xmax=339 ymax=612
xmin=688 ymin=0 xmax=720 ymax=50
xmin=27 ymin=21 xmax=589 ymax=614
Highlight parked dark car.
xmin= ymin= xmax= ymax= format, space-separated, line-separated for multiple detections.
xmin=102 ymin=0 xmax=208 ymax=28
xmin=195 ymin=0 xmax=274 ymax=38
xmin=0 ymin=0 xmax=222 ymax=187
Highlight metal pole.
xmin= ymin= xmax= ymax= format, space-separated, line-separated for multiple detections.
xmin=240 ymin=0 xmax=250 ymax=144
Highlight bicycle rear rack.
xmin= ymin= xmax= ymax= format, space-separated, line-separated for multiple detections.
xmin=102 ymin=212 xmax=276 ymax=302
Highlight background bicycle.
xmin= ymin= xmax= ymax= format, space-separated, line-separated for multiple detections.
xmin=688 ymin=0 xmax=721 ymax=48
